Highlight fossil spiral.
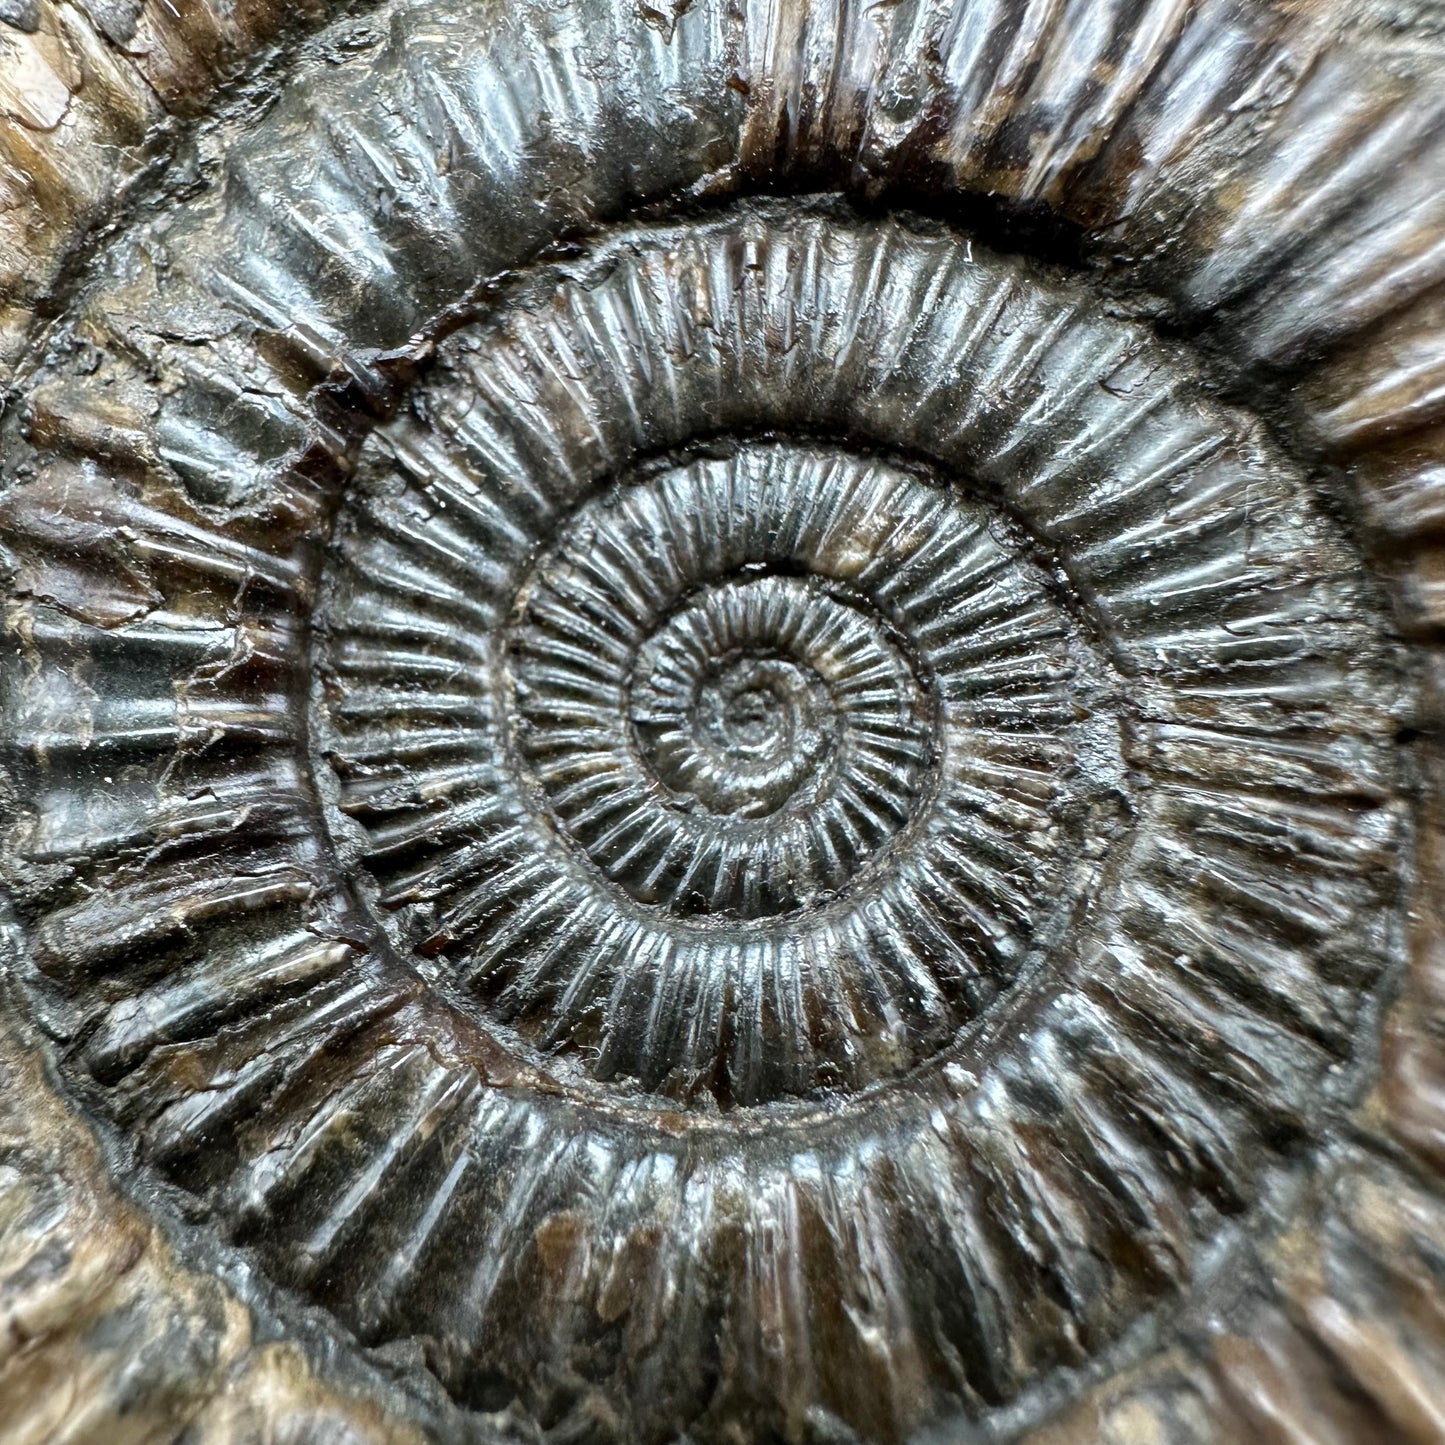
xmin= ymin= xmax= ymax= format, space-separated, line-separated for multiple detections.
xmin=0 ymin=2 xmax=1442 ymax=1443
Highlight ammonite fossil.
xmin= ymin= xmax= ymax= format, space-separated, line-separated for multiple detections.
xmin=1 ymin=2 xmax=1443 ymax=1442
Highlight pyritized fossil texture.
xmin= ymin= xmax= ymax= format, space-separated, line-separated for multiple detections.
xmin=1 ymin=2 xmax=1443 ymax=1444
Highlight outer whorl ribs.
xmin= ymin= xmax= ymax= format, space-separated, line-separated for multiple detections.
xmin=319 ymin=208 xmax=1401 ymax=1125
xmin=0 ymin=2 xmax=1439 ymax=1443
xmin=295 ymin=210 xmax=1406 ymax=1414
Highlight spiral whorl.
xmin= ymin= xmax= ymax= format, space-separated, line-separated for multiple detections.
xmin=518 ymin=512 xmax=940 ymax=919
xmin=317 ymin=199 xmax=1188 ymax=1106
xmin=2 ymin=2 xmax=1437 ymax=1438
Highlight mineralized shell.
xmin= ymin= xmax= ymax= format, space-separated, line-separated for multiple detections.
xmin=0 ymin=2 xmax=1443 ymax=1443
